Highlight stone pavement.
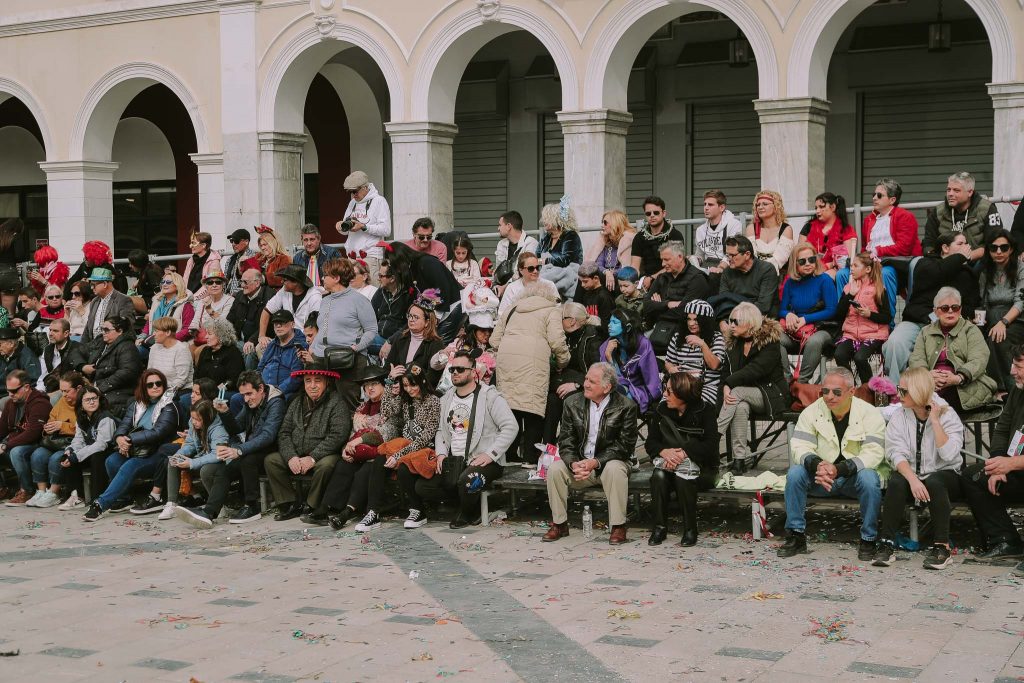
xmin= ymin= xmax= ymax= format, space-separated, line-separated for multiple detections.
xmin=0 ymin=500 xmax=1022 ymax=683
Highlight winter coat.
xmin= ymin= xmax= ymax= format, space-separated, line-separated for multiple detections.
xmin=862 ymin=207 xmax=921 ymax=258
xmin=837 ymin=278 xmax=889 ymax=342
xmin=599 ymin=335 xmax=662 ymax=414
xmin=114 ymin=391 xmax=181 ymax=451
xmin=228 ymin=285 xmax=274 ymax=344
xmin=723 ymin=319 xmax=790 ymax=418
xmin=195 ymin=344 xmax=245 ymax=391
xmin=341 ymin=183 xmax=392 ymax=260
xmin=378 ymin=390 xmax=440 ymax=460
xmin=141 ymin=294 xmax=195 ymax=341
xmin=645 ymin=399 xmax=720 ymax=480
xmin=924 ymin=193 xmax=1003 ymax=254
xmin=220 ymin=386 xmax=286 ymax=458
xmin=39 ymin=340 xmax=87 ymax=392
xmin=909 ymin=316 xmax=996 ymax=411
xmin=885 ymin=395 xmax=964 ymax=477
xmin=279 ymin=390 xmax=351 ymax=461
xmin=558 ymin=391 xmax=639 ymax=467
xmin=643 ymin=265 xmax=711 ymax=325
xmin=790 ymin=396 xmax=889 ymax=482
xmin=386 ymin=333 xmax=445 ymax=388
xmin=490 ymin=294 xmax=570 ymax=416
xmin=178 ymin=416 xmax=230 ymax=470
xmin=258 ymin=334 xmax=308 ymax=398
xmin=371 ymin=287 xmax=412 ymax=341
xmin=0 ymin=344 xmax=41 ymax=397
xmin=87 ymin=333 xmax=144 ymax=411
xmin=551 ymin=325 xmax=601 ymax=388
xmin=539 ymin=230 xmax=584 ymax=268
xmin=0 ymin=388 xmax=51 ymax=449
xmin=435 ymin=383 xmax=518 ymax=466
xmin=903 ymin=254 xmax=978 ymax=325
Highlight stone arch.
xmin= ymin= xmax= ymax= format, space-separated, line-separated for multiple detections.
xmin=70 ymin=62 xmax=210 ymax=160
xmin=0 ymin=77 xmax=54 ymax=160
xmin=411 ymin=4 xmax=580 ymax=122
xmin=788 ymin=0 xmax=1018 ymax=99
xmin=584 ymin=0 xmax=780 ymax=111
xmin=317 ymin=63 xmax=385 ymax=188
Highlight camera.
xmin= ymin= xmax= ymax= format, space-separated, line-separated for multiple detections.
xmin=339 ymin=220 xmax=354 ymax=233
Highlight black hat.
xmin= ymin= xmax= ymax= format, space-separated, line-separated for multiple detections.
xmin=0 ymin=328 xmax=18 ymax=341
xmin=277 ymin=264 xmax=313 ymax=289
xmin=229 ymin=228 xmax=251 ymax=243
xmin=269 ymin=309 xmax=295 ymax=325
xmin=353 ymin=365 xmax=387 ymax=384
xmin=290 ymin=357 xmax=340 ymax=381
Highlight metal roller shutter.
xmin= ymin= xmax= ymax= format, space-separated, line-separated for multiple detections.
xmin=860 ymin=86 xmax=993 ymax=223
xmin=541 ymin=114 xmax=564 ymax=206
xmin=453 ymin=114 xmax=508 ymax=252
xmin=690 ymin=101 xmax=761 ymax=218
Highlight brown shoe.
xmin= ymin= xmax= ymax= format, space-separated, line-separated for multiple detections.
xmin=609 ymin=525 xmax=629 ymax=545
xmin=542 ymin=522 xmax=569 ymax=542
xmin=4 ymin=489 xmax=32 ymax=506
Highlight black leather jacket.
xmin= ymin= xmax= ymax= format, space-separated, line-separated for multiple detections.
xmin=557 ymin=391 xmax=639 ymax=467
xmin=644 ymin=399 xmax=720 ymax=475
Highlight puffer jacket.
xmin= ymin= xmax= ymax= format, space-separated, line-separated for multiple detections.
xmin=885 ymin=394 xmax=964 ymax=476
xmin=723 ymin=319 xmax=790 ymax=418
xmin=258 ymin=334 xmax=307 ymax=398
xmin=909 ymin=316 xmax=996 ymax=411
xmin=558 ymin=391 xmax=639 ymax=467
xmin=114 ymin=391 xmax=181 ymax=451
xmin=490 ymin=294 xmax=570 ymax=416
xmin=279 ymin=389 xmax=350 ymax=461
xmin=88 ymin=334 xmax=144 ymax=411
xmin=67 ymin=412 xmax=118 ymax=463
xmin=141 ymin=293 xmax=195 ymax=341
xmin=923 ymin=193 xmax=1003 ymax=254
xmin=838 ymin=278 xmax=889 ymax=342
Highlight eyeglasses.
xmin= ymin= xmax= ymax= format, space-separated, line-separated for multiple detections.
xmin=448 ymin=366 xmax=473 ymax=374
xmin=160 ymin=279 xmax=174 ymax=285
xmin=146 ymin=381 xmax=165 ymax=389
xmin=406 ymin=314 xmax=423 ymax=321
xmin=897 ymin=386 xmax=909 ymax=398
xmin=240 ymin=279 xmax=259 ymax=285
xmin=81 ymin=395 xmax=99 ymax=403
xmin=523 ymin=265 xmax=540 ymax=273
xmin=100 ymin=326 xmax=116 ymax=333
xmin=71 ymin=292 xmax=82 ymax=298
xmin=820 ymin=387 xmax=845 ymax=397
xmin=725 ymin=251 xmax=745 ymax=259
xmin=415 ymin=234 xmax=432 ymax=241
xmin=936 ymin=304 xmax=962 ymax=313
xmin=797 ymin=256 xmax=818 ymax=266
xmin=727 ymin=318 xmax=740 ymax=326
xmin=46 ymin=295 xmax=62 ymax=300
xmin=644 ymin=211 xmax=661 ymax=217
xmin=989 ymin=243 xmax=1012 ymax=253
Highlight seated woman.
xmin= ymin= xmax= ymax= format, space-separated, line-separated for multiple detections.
xmin=799 ymin=193 xmax=857 ymax=276
xmin=446 ymin=235 xmax=482 ymax=288
xmin=137 ymin=272 xmax=194 ymax=358
xmin=778 ymin=242 xmax=838 ymax=383
xmin=599 ymin=308 xmax=661 ymax=414
xmin=909 ymin=286 xmax=996 ymax=413
xmin=82 ymin=370 xmax=180 ymax=519
xmin=385 ymin=295 xmax=446 ymax=389
xmin=718 ymin=302 xmax=790 ymax=473
xmin=544 ymin=303 xmax=601 ymax=444
xmin=350 ymin=258 xmax=378 ymax=300
xmin=146 ymin=316 xmax=194 ymax=396
xmin=81 ymin=315 xmax=144 ymax=416
xmin=874 ymin=367 xmax=964 ymax=570
xmin=186 ymin=318 xmax=244 ymax=412
xmin=56 ymin=385 xmax=118 ymax=510
xmin=977 ymin=227 xmax=1024 ymax=394
xmin=251 ymin=227 xmax=293 ymax=289
xmin=665 ymin=299 xmax=726 ymax=406
xmin=166 ymin=400 xmax=234 ymax=529
xmin=586 ymin=209 xmax=636 ymax=290
xmin=830 ymin=252 xmax=890 ymax=384
xmin=647 ymin=373 xmax=720 ymax=547
xmin=355 ymin=364 xmax=440 ymax=531
xmin=538 ymin=200 xmax=584 ymax=299
xmin=64 ymin=280 xmax=94 ymax=341
xmin=189 ymin=269 xmax=235 ymax=359
xmin=22 ymin=372 xmax=86 ymax=509
xmin=745 ymin=190 xmax=795 ymax=273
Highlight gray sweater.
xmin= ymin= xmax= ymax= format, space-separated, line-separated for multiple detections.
xmin=720 ymin=259 xmax=780 ymax=316
xmin=434 ymin=383 xmax=518 ymax=466
xmin=311 ymin=287 xmax=378 ymax=356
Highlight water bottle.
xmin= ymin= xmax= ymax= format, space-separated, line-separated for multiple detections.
xmin=582 ymin=505 xmax=593 ymax=539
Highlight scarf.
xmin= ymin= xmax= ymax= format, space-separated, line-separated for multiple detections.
xmin=153 ymin=295 xmax=176 ymax=322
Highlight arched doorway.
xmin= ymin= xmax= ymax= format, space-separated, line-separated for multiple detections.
xmin=0 ymin=96 xmax=48 ymax=256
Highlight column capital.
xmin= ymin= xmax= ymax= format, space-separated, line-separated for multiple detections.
xmin=217 ymin=0 xmax=261 ymax=14
xmin=385 ymin=121 xmax=459 ymax=144
xmin=257 ymin=131 xmax=306 ymax=152
xmin=988 ymin=81 xmax=1024 ymax=108
xmin=38 ymin=160 xmax=119 ymax=179
xmin=556 ymin=109 xmax=633 ymax=136
xmin=754 ymin=97 xmax=830 ymax=125
xmin=190 ymin=152 xmax=224 ymax=173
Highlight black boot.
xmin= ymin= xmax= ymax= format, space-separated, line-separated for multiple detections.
xmin=648 ymin=526 xmax=668 ymax=546
xmin=678 ymin=479 xmax=698 ymax=547
xmin=273 ymin=501 xmax=304 ymax=521
xmin=328 ymin=506 xmax=356 ymax=530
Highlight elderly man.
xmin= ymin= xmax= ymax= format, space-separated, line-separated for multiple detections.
xmin=404 ymin=217 xmax=448 ymax=262
xmin=81 ymin=267 xmax=135 ymax=351
xmin=263 ymin=359 xmax=351 ymax=522
xmin=543 ymin=363 xmax=640 ymax=545
xmin=258 ymin=264 xmax=322 ymax=352
xmin=923 ymin=171 xmax=1003 ymax=258
xmin=229 ymin=269 xmax=273 ymax=360
xmin=0 ymin=328 xmax=40 ymax=404
xmin=339 ymin=170 xmax=391 ymax=286
xmin=37 ymin=319 xmax=85 ymax=393
xmin=643 ymin=241 xmax=711 ymax=351
xmin=717 ymin=235 xmax=780 ymax=332
xmin=291 ymin=224 xmax=341 ymax=289
xmin=224 ymin=228 xmax=257 ymax=295
xmin=780 ymin=368 xmax=888 ymax=560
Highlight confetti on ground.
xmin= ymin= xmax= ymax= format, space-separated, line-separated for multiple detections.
xmin=607 ymin=609 xmax=641 ymax=620
xmin=448 ymin=540 xmax=488 ymax=552
xmin=805 ymin=614 xmax=852 ymax=642
xmin=23 ymin=520 xmax=57 ymax=529
xmin=243 ymin=545 xmax=273 ymax=554
xmin=195 ymin=585 xmax=229 ymax=593
xmin=139 ymin=614 xmax=226 ymax=629
xmin=748 ymin=592 xmax=784 ymax=601
xmin=412 ymin=652 xmax=433 ymax=661
xmin=674 ymin=563 xmax=693 ymax=572
xmin=372 ymin=602 xmax=397 ymax=611
xmin=609 ymin=599 xmax=654 ymax=606
xmin=292 ymin=629 xmax=333 ymax=645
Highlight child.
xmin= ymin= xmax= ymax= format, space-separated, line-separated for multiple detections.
xmin=446 ymin=235 xmax=482 ymax=288
xmin=613 ymin=266 xmax=644 ymax=318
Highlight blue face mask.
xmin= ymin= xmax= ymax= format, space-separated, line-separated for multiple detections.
xmin=607 ymin=318 xmax=623 ymax=338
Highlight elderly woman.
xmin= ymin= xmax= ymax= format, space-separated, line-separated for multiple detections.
xmin=181 ymin=231 xmax=221 ymax=297
xmin=188 ymin=318 xmax=244 ymax=412
xmin=874 ymin=367 xmax=964 ymax=570
xmin=745 ymin=190 xmax=795 ymax=273
xmin=491 ymin=281 xmax=570 ymax=465
xmin=190 ymin=268 xmax=235 ymax=342
xmin=665 ymin=299 xmax=726 ymax=406
xmin=314 ymin=257 xmax=377 ymax=408
xmin=600 ymin=308 xmax=662 ymax=414
xmin=147 ymin=316 xmax=194 ymax=395
xmin=351 ymin=258 xmax=377 ymax=300
xmin=799 ymin=193 xmax=857 ymax=275
xmin=253 ymin=228 xmax=292 ymax=288
xmin=544 ymin=302 xmax=602 ymax=443
xmin=647 ymin=373 xmax=720 ymax=547
xmin=498 ymin=252 xmax=559 ymax=317
xmin=586 ymin=209 xmax=636 ymax=290
xmin=39 ymin=286 xmax=66 ymax=324
xmin=978 ymin=227 xmax=1024 ymax=394
xmin=138 ymin=271 xmax=194 ymax=347
xmin=538 ymin=201 xmax=584 ymax=299
xmin=718 ymin=302 xmax=790 ymax=473
xmin=80 ymin=315 xmax=144 ymax=415
xmin=909 ymin=286 xmax=995 ymax=412
xmin=779 ymin=242 xmax=839 ymax=383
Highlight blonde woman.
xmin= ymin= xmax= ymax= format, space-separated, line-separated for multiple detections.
xmin=255 ymin=229 xmax=292 ymax=288
xmin=778 ymin=243 xmax=838 ymax=383
xmin=745 ymin=190 xmax=795 ymax=273
xmin=138 ymin=271 xmax=195 ymax=346
xmin=586 ymin=209 xmax=636 ymax=290
xmin=538 ymin=199 xmax=583 ymax=299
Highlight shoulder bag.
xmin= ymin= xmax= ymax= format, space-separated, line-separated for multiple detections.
xmin=493 ymin=242 xmax=523 ymax=287
xmin=319 ymin=296 xmax=357 ymax=371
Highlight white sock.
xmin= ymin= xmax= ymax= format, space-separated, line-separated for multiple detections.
xmin=151 ymin=491 xmax=161 ymax=501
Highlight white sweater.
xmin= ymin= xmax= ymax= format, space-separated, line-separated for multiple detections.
xmin=148 ymin=341 xmax=194 ymax=393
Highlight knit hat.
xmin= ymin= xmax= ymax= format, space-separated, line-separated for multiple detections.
xmin=683 ymin=299 xmax=715 ymax=319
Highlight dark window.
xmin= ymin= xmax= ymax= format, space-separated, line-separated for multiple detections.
xmin=112 ymin=181 xmax=177 ymax=258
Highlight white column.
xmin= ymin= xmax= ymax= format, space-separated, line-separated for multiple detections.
xmin=191 ymin=153 xmax=227 ymax=247
xmin=38 ymin=161 xmax=118 ymax=257
xmin=258 ymin=132 xmax=306 ymax=248
xmin=385 ymin=121 xmax=458 ymax=240
xmin=557 ymin=109 xmax=632 ymax=231
xmin=989 ymin=82 xmax=1024 ymax=201
xmin=754 ymin=97 xmax=830 ymax=211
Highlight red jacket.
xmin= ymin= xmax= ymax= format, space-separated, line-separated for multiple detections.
xmin=861 ymin=207 xmax=921 ymax=258
xmin=0 ymin=388 xmax=52 ymax=449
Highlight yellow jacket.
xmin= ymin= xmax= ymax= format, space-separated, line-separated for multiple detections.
xmin=790 ymin=397 xmax=890 ymax=482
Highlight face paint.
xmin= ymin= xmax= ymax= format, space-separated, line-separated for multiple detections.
xmin=607 ymin=317 xmax=623 ymax=338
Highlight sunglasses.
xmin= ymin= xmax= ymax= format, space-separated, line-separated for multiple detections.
xmin=936 ymin=304 xmax=961 ymax=313
xmin=989 ymin=243 xmax=1012 ymax=253
xmin=727 ymin=318 xmax=740 ymax=326
xmin=415 ymin=234 xmax=432 ymax=240
xmin=71 ymin=292 xmax=82 ymax=298
xmin=820 ymin=387 xmax=845 ymax=397
xmin=146 ymin=381 xmax=165 ymax=389
xmin=206 ymin=280 xmax=225 ymax=286
xmin=448 ymin=366 xmax=473 ymax=374
xmin=644 ymin=211 xmax=662 ymax=217
xmin=523 ymin=265 xmax=540 ymax=273
xmin=46 ymin=295 xmax=62 ymax=300
xmin=873 ymin=192 xmax=887 ymax=199
xmin=897 ymin=386 xmax=909 ymax=398
xmin=160 ymin=279 xmax=174 ymax=285
xmin=100 ymin=326 xmax=116 ymax=333
xmin=797 ymin=256 xmax=817 ymax=266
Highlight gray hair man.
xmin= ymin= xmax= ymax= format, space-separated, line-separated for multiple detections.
xmin=642 ymin=241 xmax=711 ymax=351
xmin=923 ymin=170 xmax=1003 ymax=258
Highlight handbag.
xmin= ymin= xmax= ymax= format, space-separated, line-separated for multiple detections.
xmin=649 ymin=320 xmax=676 ymax=355
xmin=318 ymin=295 xmax=358 ymax=371
xmin=788 ymin=338 xmax=822 ymax=411
xmin=493 ymin=243 xmax=523 ymax=286
xmin=127 ymin=425 xmax=153 ymax=458
xmin=40 ymin=434 xmax=73 ymax=451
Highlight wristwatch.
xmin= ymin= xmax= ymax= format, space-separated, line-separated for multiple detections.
xmin=1000 ymin=317 xmax=1010 ymax=326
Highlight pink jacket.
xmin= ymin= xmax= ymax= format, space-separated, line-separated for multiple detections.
xmin=841 ymin=279 xmax=889 ymax=342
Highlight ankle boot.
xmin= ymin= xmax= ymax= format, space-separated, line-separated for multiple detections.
xmin=678 ymin=480 xmax=698 ymax=547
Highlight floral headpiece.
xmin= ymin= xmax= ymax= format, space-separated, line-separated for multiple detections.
xmin=254 ymin=224 xmax=275 ymax=235
xmin=348 ymin=249 xmax=368 ymax=268
xmin=407 ymin=364 xmax=423 ymax=377
xmin=413 ymin=288 xmax=443 ymax=313
xmin=558 ymin=194 xmax=571 ymax=221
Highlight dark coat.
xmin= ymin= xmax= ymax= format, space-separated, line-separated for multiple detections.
xmin=0 ymin=388 xmax=51 ymax=449
xmin=557 ymin=391 xmax=639 ymax=467
xmin=88 ymin=333 xmax=144 ymax=411
xmin=551 ymin=325 xmax=601 ymax=388
xmin=643 ymin=265 xmax=712 ymax=325
xmin=113 ymin=395 xmax=181 ymax=451
xmin=386 ymin=333 xmax=445 ymax=387
xmin=645 ymin=399 xmax=720 ymax=478
xmin=279 ymin=390 xmax=351 ymax=461
xmin=195 ymin=344 xmax=245 ymax=391
xmin=220 ymin=386 xmax=286 ymax=458
xmin=227 ymin=285 xmax=274 ymax=344
xmin=41 ymin=340 xmax=87 ymax=391
xmin=0 ymin=343 xmax=41 ymax=397
xmin=723 ymin=319 xmax=790 ymax=419
xmin=371 ymin=287 xmax=412 ymax=341
xmin=81 ymin=291 xmax=137 ymax=349
xmin=902 ymin=254 xmax=978 ymax=325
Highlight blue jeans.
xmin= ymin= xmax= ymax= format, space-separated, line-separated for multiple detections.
xmin=45 ymin=449 xmax=66 ymax=486
xmin=23 ymin=446 xmax=61 ymax=488
xmin=96 ymin=452 xmax=162 ymax=510
xmin=784 ymin=463 xmax=882 ymax=541
xmin=882 ymin=321 xmax=924 ymax=384
xmin=9 ymin=444 xmax=39 ymax=491
xmin=835 ymin=265 xmax=897 ymax=326
xmin=366 ymin=334 xmax=388 ymax=358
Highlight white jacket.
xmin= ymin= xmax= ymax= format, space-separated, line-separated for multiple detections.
xmin=342 ymin=183 xmax=392 ymax=260
xmin=884 ymin=394 xmax=964 ymax=477
xmin=690 ymin=210 xmax=742 ymax=270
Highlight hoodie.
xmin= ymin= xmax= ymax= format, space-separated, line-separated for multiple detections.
xmin=691 ymin=210 xmax=743 ymax=270
xmin=342 ymin=183 xmax=392 ymax=260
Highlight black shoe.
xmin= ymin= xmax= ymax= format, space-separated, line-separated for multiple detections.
xmin=923 ymin=544 xmax=951 ymax=570
xmin=108 ymin=498 xmax=134 ymax=513
xmin=975 ymin=541 xmax=1024 ymax=561
xmin=858 ymin=539 xmax=877 ymax=562
xmin=872 ymin=541 xmax=896 ymax=567
xmin=777 ymin=532 xmax=808 ymax=558
xmin=130 ymin=496 xmax=164 ymax=515
xmin=328 ymin=507 xmax=355 ymax=530
xmin=449 ymin=514 xmax=482 ymax=530
xmin=82 ymin=502 xmax=104 ymax=522
xmin=648 ymin=526 xmax=667 ymax=546
xmin=300 ymin=510 xmax=329 ymax=526
xmin=680 ymin=529 xmax=698 ymax=547
xmin=229 ymin=504 xmax=262 ymax=524
xmin=729 ymin=458 xmax=748 ymax=475
xmin=273 ymin=502 xmax=304 ymax=522
xmin=176 ymin=505 xmax=214 ymax=529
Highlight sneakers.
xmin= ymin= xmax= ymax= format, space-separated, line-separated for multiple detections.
xmin=872 ymin=541 xmax=896 ymax=567
xmin=24 ymin=490 xmax=45 ymax=507
xmin=777 ymin=532 xmax=808 ymax=558
xmin=176 ymin=505 xmax=214 ymax=529
xmin=858 ymin=539 xmax=877 ymax=562
xmin=229 ymin=504 xmax=262 ymax=524
xmin=923 ymin=544 xmax=952 ymax=570
xmin=34 ymin=491 xmax=61 ymax=509
xmin=58 ymin=492 xmax=83 ymax=511
xmin=157 ymin=502 xmax=177 ymax=521
xmin=82 ymin=502 xmax=104 ymax=521
xmin=4 ymin=489 xmax=32 ymax=506
xmin=108 ymin=498 xmax=134 ymax=513
xmin=403 ymin=509 xmax=428 ymax=529
xmin=354 ymin=510 xmax=381 ymax=532
xmin=131 ymin=496 xmax=165 ymax=515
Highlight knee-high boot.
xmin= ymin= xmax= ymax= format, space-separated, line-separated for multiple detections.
xmin=677 ymin=478 xmax=698 ymax=547
xmin=648 ymin=469 xmax=670 ymax=545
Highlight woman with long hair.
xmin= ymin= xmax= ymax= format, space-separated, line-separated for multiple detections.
xmin=665 ymin=299 xmax=727 ymax=405
xmin=29 ymin=245 xmax=70 ymax=298
xmin=137 ymin=271 xmax=195 ymax=349
xmin=252 ymin=228 xmax=292 ymax=288
xmin=166 ymin=399 xmax=233 ymax=528
xmin=778 ymin=242 xmax=839 ymax=383
xmin=599 ymin=307 xmax=662 ymax=414
xmin=385 ymin=295 xmax=445 ymax=389
xmin=978 ymin=227 xmax=1024 ymax=393
xmin=446 ymin=235 xmax=482 ymax=288
xmin=745 ymin=190 xmax=795 ymax=273
xmin=57 ymin=385 xmax=118 ymax=510
xmin=830 ymin=252 xmax=890 ymax=383
xmin=64 ymin=280 xmax=94 ymax=340
xmin=800 ymin=192 xmax=857 ymax=275
xmin=586 ymin=209 xmax=636 ymax=290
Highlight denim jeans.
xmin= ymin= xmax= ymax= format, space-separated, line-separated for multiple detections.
xmin=24 ymin=446 xmax=60 ymax=487
xmin=835 ymin=265 xmax=898 ymax=325
xmin=8 ymin=444 xmax=38 ymax=491
xmin=46 ymin=449 xmax=67 ymax=486
xmin=784 ymin=463 xmax=882 ymax=541
xmin=96 ymin=452 xmax=162 ymax=510
xmin=882 ymin=321 xmax=924 ymax=384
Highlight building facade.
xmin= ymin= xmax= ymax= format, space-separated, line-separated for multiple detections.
xmin=0 ymin=0 xmax=1022 ymax=258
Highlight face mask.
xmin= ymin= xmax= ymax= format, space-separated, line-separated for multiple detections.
xmin=607 ymin=318 xmax=623 ymax=338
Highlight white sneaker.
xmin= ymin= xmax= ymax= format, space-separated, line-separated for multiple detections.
xmin=354 ymin=510 xmax=381 ymax=532
xmin=58 ymin=492 xmax=83 ymax=511
xmin=157 ymin=502 xmax=176 ymax=521
xmin=24 ymin=490 xmax=45 ymax=507
xmin=34 ymin=491 xmax=61 ymax=508
xmin=404 ymin=509 xmax=428 ymax=529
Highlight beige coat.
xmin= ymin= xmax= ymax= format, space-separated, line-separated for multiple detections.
xmin=490 ymin=294 xmax=570 ymax=416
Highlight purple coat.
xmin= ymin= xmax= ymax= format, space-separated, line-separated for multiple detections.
xmin=599 ymin=335 xmax=662 ymax=413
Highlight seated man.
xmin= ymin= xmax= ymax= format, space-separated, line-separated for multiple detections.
xmin=204 ymin=370 xmax=287 ymax=524
xmin=263 ymin=359 xmax=350 ymax=521
xmin=962 ymin=344 xmax=1024 ymax=565
xmin=1 ymin=370 xmax=56 ymax=505
xmin=643 ymin=241 xmax=710 ymax=351
xmin=543 ymin=363 xmax=639 ymax=545
xmin=398 ymin=350 xmax=518 ymax=529
xmin=923 ymin=171 xmax=1003 ymax=258
xmin=230 ymin=310 xmax=306 ymax=413
xmin=0 ymin=328 xmax=41 ymax=405
xmin=717 ymin=235 xmax=779 ymax=333
xmin=779 ymin=368 xmax=887 ymax=560
xmin=37 ymin=319 xmax=87 ymax=394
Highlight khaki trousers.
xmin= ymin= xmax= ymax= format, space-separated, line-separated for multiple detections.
xmin=263 ymin=451 xmax=340 ymax=508
xmin=546 ymin=458 xmax=630 ymax=526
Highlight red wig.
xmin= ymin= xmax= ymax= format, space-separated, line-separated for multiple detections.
xmin=82 ymin=240 xmax=113 ymax=266
xmin=34 ymin=245 xmax=59 ymax=267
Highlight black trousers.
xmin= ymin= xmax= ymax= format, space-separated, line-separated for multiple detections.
xmin=962 ymin=463 xmax=1024 ymax=546
xmin=831 ymin=339 xmax=883 ymax=383
xmin=201 ymin=450 xmax=265 ymax=518
xmin=649 ymin=468 xmax=714 ymax=529
xmin=85 ymin=451 xmax=114 ymax=502
xmin=507 ymin=410 xmax=543 ymax=464
xmin=148 ymin=443 xmax=180 ymax=495
xmin=879 ymin=470 xmax=961 ymax=544
xmin=397 ymin=460 xmax=503 ymax=517
xmin=319 ymin=456 xmax=387 ymax=514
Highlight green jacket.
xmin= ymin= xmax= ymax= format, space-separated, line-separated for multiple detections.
xmin=909 ymin=316 xmax=996 ymax=411
xmin=923 ymin=193 xmax=1003 ymax=254
xmin=790 ymin=396 xmax=889 ymax=483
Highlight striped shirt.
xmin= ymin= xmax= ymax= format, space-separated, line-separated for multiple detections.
xmin=666 ymin=331 xmax=727 ymax=404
